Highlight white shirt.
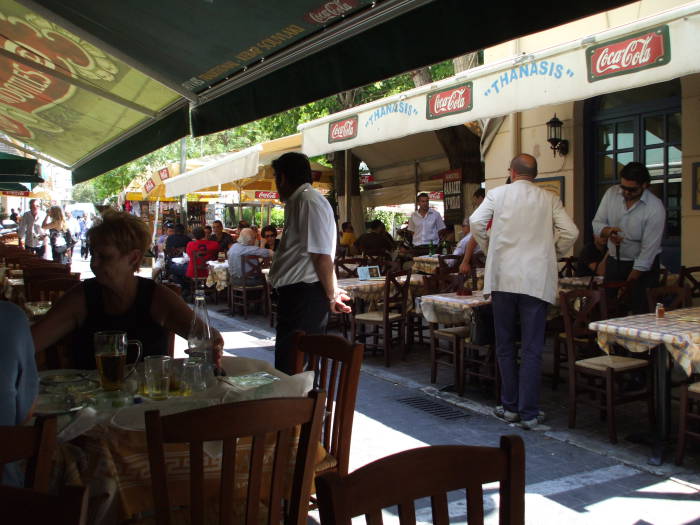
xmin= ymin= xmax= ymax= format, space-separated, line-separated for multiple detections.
xmin=470 ymin=179 xmax=579 ymax=305
xmin=407 ymin=208 xmax=445 ymax=245
xmin=17 ymin=211 xmax=45 ymax=248
xmin=453 ymin=232 xmax=482 ymax=258
xmin=269 ymin=183 xmax=336 ymax=288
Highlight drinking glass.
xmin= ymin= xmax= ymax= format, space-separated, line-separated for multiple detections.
xmin=94 ymin=331 xmax=142 ymax=391
xmin=180 ymin=359 xmax=207 ymax=397
xmin=144 ymin=356 xmax=171 ymax=400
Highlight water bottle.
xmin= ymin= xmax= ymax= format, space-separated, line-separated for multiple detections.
xmin=428 ymin=241 xmax=435 ymax=256
xmin=187 ymin=288 xmax=213 ymax=366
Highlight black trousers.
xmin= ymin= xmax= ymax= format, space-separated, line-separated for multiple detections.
xmin=274 ymin=281 xmax=329 ymax=375
xmin=604 ymin=254 xmax=660 ymax=314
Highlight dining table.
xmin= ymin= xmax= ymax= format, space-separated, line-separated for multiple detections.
xmin=43 ymin=356 xmax=315 ymax=524
xmin=337 ymin=274 xmax=426 ymax=310
xmin=589 ymin=306 xmax=700 ymax=465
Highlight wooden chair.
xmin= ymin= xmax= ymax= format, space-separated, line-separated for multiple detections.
xmin=334 ymin=257 xmax=363 ymax=278
xmin=437 ymin=254 xmax=461 ymax=274
xmin=292 ymin=332 xmax=363 ymax=478
xmin=0 ymin=484 xmax=88 ymax=525
xmin=460 ymin=305 xmax=500 ymax=401
xmin=145 ymin=391 xmax=325 ymax=525
xmin=560 ymin=289 xmax=654 ymax=443
xmin=646 ymin=285 xmax=692 ymax=312
xmin=0 ymin=416 xmax=57 ymax=491
xmin=595 ymin=280 xmax=631 ymax=318
xmin=316 ymin=436 xmax=525 ymax=525
xmin=26 ymin=276 xmax=80 ymax=302
xmin=351 ymin=270 xmax=411 ymax=367
xmin=229 ymin=255 xmax=269 ymax=319
xmin=679 ymin=266 xmax=700 ymax=300
xmin=675 ymin=379 xmax=700 ymax=465
xmin=558 ymin=256 xmax=577 ymax=278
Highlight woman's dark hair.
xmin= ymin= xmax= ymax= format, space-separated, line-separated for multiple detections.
xmin=619 ymin=161 xmax=651 ymax=185
xmin=341 ymin=221 xmax=352 ymax=231
xmin=192 ymin=227 xmax=205 ymax=240
xmin=272 ymin=152 xmax=312 ymax=186
xmin=473 ymin=188 xmax=486 ymax=199
xmin=261 ymin=225 xmax=277 ymax=238
xmin=174 ymin=223 xmax=186 ymax=235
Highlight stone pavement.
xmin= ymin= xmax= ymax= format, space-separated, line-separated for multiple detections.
xmin=199 ymin=304 xmax=700 ymax=525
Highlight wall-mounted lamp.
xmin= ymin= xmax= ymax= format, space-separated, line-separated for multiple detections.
xmin=546 ymin=114 xmax=569 ymax=157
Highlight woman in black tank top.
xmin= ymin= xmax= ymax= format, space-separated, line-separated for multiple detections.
xmin=31 ymin=211 xmax=224 ymax=370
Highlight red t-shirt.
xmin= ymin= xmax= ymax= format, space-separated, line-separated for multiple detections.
xmin=185 ymin=239 xmax=220 ymax=278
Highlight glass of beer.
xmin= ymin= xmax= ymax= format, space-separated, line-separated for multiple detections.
xmin=94 ymin=331 xmax=142 ymax=391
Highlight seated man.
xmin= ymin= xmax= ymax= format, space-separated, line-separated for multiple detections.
xmin=1 ymin=302 xmax=39 ymax=487
xmin=576 ymin=235 xmax=608 ymax=277
xmin=165 ymin=223 xmax=191 ymax=286
xmin=453 ymin=217 xmax=482 ymax=262
xmin=355 ymin=219 xmax=394 ymax=257
xmin=228 ymin=228 xmax=273 ymax=286
xmin=210 ymin=219 xmax=234 ymax=253
xmin=339 ymin=222 xmax=357 ymax=255
xmin=185 ymin=227 xmax=220 ymax=280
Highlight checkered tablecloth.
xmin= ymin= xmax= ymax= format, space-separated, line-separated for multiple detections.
xmin=420 ymin=291 xmax=491 ymax=324
xmin=206 ymin=260 xmax=229 ymax=291
xmin=337 ymin=274 xmax=425 ymax=305
xmin=589 ymin=306 xmax=700 ymax=375
xmin=412 ymin=255 xmax=440 ymax=274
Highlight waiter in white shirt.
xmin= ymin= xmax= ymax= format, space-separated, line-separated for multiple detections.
xmin=407 ymin=193 xmax=447 ymax=255
xmin=471 ymin=154 xmax=578 ymax=429
xmin=17 ymin=198 xmax=46 ymax=256
xmin=268 ymin=152 xmax=351 ymax=374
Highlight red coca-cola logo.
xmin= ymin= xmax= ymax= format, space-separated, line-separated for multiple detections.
xmin=360 ymin=174 xmax=374 ymax=184
xmin=0 ymin=190 xmax=30 ymax=197
xmin=158 ymin=167 xmax=170 ymax=181
xmin=428 ymin=192 xmax=444 ymax=200
xmin=255 ymin=191 xmax=279 ymax=200
xmin=426 ymin=82 xmax=472 ymax=120
xmin=587 ymin=26 xmax=670 ymax=82
xmin=328 ymin=115 xmax=358 ymax=143
xmin=304 ymin=0 xmax=359 ymax=25
xmin=144 ymin=179 xmax=156 ymax=193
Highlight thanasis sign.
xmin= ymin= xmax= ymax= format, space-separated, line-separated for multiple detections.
xmin=328 ymin=116 xmax=358 ymax=143
xmin=426 ymin=82 xmax=472 ymax=120
xmin=587 ymin=26 xmax=670 ymax=82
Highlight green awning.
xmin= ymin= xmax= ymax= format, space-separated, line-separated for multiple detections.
xmin=0 ymin=152 xmax=41 ymax=183
xmin=0 ymin=0 xmax=631 ymax=183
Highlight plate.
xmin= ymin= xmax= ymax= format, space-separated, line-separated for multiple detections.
xmin=40 ymin=370 xmax=100 ymax=395
xmin=39 ymin=369 xmax=88 ymax=385
xmin=34 ymin=394 xmax=86 ymax=416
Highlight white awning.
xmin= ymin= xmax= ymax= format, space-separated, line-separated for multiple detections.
xmin=300 ymin=2 xmax=700 ymax=157
xmin=164 ymin=145 xmax=261 ymax=197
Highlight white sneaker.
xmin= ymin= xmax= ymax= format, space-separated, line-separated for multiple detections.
xmin=493 ymin=405 xmax=520 ymax=423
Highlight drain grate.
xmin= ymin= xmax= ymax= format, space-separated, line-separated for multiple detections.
xmin=395 ymin=397 xmax=468 ymax=420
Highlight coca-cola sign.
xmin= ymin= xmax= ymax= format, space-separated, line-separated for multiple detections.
xmin=157 ymin=167 xmax=170 ymax=181
xmin=587 ymin=26 xmax=670 ymax=82
xmin=428 ymin=191 xmax=444 ymax=200
xmin=255 ymin=191 xmax=279 ymax=200
xmin=0 ymin=190 xmax=29 ymax=197
xmin=144 ymin=179 xmax=155 ymax=194
xmin=426 ymin=82 xmax=473 ymax=120
xmin=328 ymin=115 xmax=358 ymax=143
xmin=305 ymin=0 xmax=359 ymax=25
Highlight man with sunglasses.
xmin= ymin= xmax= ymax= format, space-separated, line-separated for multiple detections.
xmin=592 ymin=161 xmax=665 ymax=314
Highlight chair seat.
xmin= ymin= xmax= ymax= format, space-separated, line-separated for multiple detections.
xmin=435 ymin=326 xmax=470 ymax=338
xmin=230 ymin=284 xmax=265 ymax=290
xmin=315 ymin=449 xmax=339 ymax=474
xmin=558 ymin=332 xmax=591 ymax=343
xmin=354 ymin=311 xmax=403 ymax=323
xmin=689 ymin=381 xmax=700 ymax=395
xmin=576 ymin=355 xmax=649 ymax=372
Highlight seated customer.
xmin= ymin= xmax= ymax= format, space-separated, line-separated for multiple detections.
xmin=210 ymin=220 xmax=234 ymax=253
xmin=1 ymin=302 xmax=39 ymax=487
xmin=228 ymin=228 xmax=273 ymax=286
xmin=31 ymin=211 xmax=224 ymax=370
xmin=355 ymin=219 xmax=394 ymax=257
xmin=186 ymin=227 xmax=220 ymax=281
xmin=260 ymin=225 xmax=280 ymax=251
xmin=576 ymin=235 xmax=608 ymax=277
xmin=339 ymin=222 xmax=357 ymax=254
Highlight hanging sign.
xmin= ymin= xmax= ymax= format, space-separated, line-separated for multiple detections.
xmin=255 ymin=191 xmax=279 ymax=200
xmin=442 ymin=169 xmax=463 ymax=225
xmin=144 ymin=179 xmax=156 ymax=194
xmin=157 ymin=167 xmax=171 ymax=181
xmin=428 ymin=191 xmax=444 ymax=200
xmin=0 ymin=190 xmax=30 ymax=196
xmin=328 ymin=115 xmax=358 ymax=143
xmin=360 ymin=174 xmax=375 ymax=184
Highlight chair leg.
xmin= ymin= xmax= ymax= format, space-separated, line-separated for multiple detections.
xmin=568 ymin=370 xmax=577 ymax=429
xmin=552 ymin=335 xmax=561 ymax=390
xmin=675 ymin=385 xmax=689 ymax=466
xmin=606 ymin=368 xmax=617 ymax=444
xmin=455 ymin=337 xmax=464 ymax=395
xmin=383 ymin=322 xmax=391 ymax=367
xmin=429 ymin=326 xmax=437 ymax=384
xmin=351 ymin=317 xmax=357 ymax=345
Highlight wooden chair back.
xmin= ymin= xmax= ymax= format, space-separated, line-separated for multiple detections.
xmin=363 ymin=253 xmax=387 ymax=270
xmin=646 ymin=285 xmax=692 ymax=312
xmin=594 ymin=280 xmax=630 ymax=318
xmin=383 ymin=270 xmax=411 ymax=321
xmin=240 ymin=254 xmax=267 ymax=283
xmin=0 ymin=485 xmax=88 ymax=525
xmin=334 ymin=257 xmax=364 ymax=278
xmin=145 ymin=391 xmax=326 ymax=525
xmin=292 ymin=332 xmax=363 ymax=476
xmin=0 ymin=416 xmax=57 ymax=491
xmin=437 ymin=254 xmax=461 ymax=274
xmin=558 ymin=256 xmax=578 ymax=278
xmin=316 ymin=436 xmax=525 ymax=525
xmin=27 ymin=277 xmax=80 ymax=302
xmin=679 ymin=266 xmax=700 ymax=299
xmin=559 ymin=289 xmax=606 ymax=366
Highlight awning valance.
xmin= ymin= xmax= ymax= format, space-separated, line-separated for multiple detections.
xmin=300 ymin=3 xmax=700 ymax=157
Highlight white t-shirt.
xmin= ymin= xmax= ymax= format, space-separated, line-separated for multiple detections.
xmin=269 ymin=183 xmax=336 ymax=288
xmin=407 ymin=208 xmax=445 ymax=246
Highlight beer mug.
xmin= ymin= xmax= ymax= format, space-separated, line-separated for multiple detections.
xmin=94 ymin=331 xmax=143 ymax=391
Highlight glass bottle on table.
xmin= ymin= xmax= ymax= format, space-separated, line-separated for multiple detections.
xmin=187 ymin=287 xmax=216 ymax=377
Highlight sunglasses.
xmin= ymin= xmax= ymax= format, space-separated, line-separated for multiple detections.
xmin=619 ymin=184 xmax=642 ymax=193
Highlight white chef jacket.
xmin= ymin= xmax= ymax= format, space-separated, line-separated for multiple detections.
xmin=470 ymin=179 xmax=578 ymax=305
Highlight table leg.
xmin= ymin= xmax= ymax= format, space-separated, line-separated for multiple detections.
xmin=648 ymin=345 xmax=671 ymax=466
